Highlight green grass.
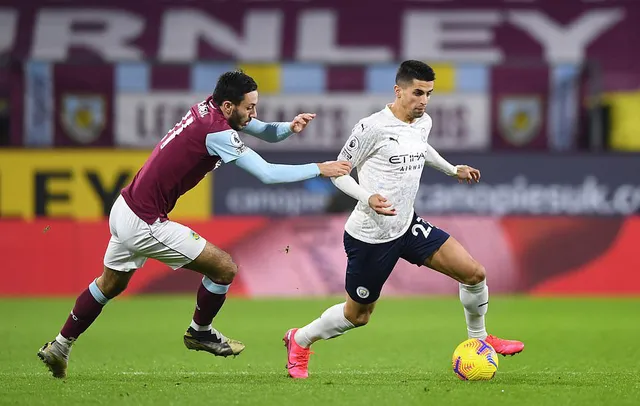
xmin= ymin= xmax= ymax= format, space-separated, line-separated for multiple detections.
xmin=1 ymin=296 xmax=639 ymax=405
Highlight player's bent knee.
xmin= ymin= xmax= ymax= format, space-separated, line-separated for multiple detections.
xmin=186 ymin=243 xmax=238 ymax=285
xmin=216 ymin=260 xmax=238 ymax=285
xmin=462 ymin=261 xmax=486 ymax=286
xmin=202 ymin=254 xmax=237 ymax=285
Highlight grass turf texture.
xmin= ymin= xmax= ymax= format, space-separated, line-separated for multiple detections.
xmin=1 ymin=297 xmax=639 ymax=406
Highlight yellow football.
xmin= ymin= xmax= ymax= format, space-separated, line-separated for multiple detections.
xmin=452 ymin=338 xmax=499 ymax=381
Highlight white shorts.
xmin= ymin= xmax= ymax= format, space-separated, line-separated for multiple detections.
xmin=103 ymin=195 xmax=207 ymax=272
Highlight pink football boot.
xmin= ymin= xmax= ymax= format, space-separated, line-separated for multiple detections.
xmin=485 ymin=334 xmax=525 ymax=356
xmin=283 ymin=328 xmax=313 ymax=379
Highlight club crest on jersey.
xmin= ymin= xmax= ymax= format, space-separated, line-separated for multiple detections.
xmin=60 ymin=94 xmax=105 ymax=144
xmin=421 ymin=127 xmax=428 ymax=143
xmin=356 ymin=286 xmax=370 ymax=299
xmin=498 ymin=96 xmax=542 ymax=146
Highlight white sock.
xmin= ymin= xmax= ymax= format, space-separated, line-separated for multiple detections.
xmin=190 ymin=320 xmax=212 ymax=332
xmin=294 ymin=303 xmax=355 ymax=348
xmin=459 ymin=280 xmax=489 ymax=339
xmin=55 ymin=333 xmax=74 ymax=347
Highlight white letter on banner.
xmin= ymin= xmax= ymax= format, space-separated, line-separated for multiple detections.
xmin=402 ymin=11 xmax=503 ymax=63
xmin=297 ymin=10 xmax=393 ymax=63
xmin=159 ymin=9 xmax=282 ymax=62
xmin=31 ymin=9 xmax=144 ymax=61
xmin=508 ymin=9 xmax=624 ymax=64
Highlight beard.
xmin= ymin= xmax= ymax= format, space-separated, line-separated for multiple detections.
xmin=228 ymin=110 xmax=248 ymax=131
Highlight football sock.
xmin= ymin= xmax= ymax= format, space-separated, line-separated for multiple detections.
xmin=58 ymin=280 xmax=109 ymax=345
xmin=189 ymin=321 xmax=212 ymax=332
xmin=459 ymin=279 xmax=489 ymax=339
xmin=294 ymin=302 xmax=355 ymax=348
xmin=192 ymin=277 xmax=228 ymax=329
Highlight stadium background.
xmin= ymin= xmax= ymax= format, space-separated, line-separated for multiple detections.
xmin=1 ymin=0 xmax=639 ymax=298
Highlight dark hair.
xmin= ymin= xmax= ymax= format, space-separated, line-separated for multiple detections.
xmin=212 ymin=70 xmax=258 ymax=106
xmin=395 ymin=60 xmax=435 ymax=86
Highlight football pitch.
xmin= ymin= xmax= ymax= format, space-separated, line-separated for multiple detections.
xmin=1 ymin=296 xmax=639 ymax=406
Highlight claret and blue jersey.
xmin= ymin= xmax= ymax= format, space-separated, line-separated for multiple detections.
xmin=121 ymin=97 xmax=319 ymax=224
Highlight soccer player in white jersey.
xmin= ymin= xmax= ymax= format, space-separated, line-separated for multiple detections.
xmin=283 ymin=60 xmax=524 ymax=379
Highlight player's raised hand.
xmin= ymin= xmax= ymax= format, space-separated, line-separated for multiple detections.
xmin=455 ymin=165 xmax=481 ymax=184
xmin=317 ymin=161 xmax=352 ymax=177
xmin=368 ymin=194 xmax=397 ymax=216
xmin=290 ymin=113 xmax=317 ymax=133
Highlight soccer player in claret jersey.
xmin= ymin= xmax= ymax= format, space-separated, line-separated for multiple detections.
xmin=283 ymin=61 xmax=524 ymax=379
xmin=37 ymin=70 xmax=351 ymax=379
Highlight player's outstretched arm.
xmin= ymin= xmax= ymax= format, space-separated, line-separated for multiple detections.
xmin=424 ymin=144 xmax=480 ymax=183
xmin=242 ymin=114 xmax=316 ymax=143
xmin=235 ymin=149 xmax=350 ymax=184
xmin=206 ymin=128 xmax=347 ymax=183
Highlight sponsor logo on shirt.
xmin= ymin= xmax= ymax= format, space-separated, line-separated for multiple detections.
xmin=389 ymin=152 xmax=426 ymax=165
xmin=389 ymin=152 xmax=426 ymax=172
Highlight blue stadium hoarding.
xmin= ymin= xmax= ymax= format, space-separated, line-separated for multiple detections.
xmin=212 ymin=153 xmax=640 ymax=216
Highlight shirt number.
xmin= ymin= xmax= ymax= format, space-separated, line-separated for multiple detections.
xmin=160 ymin=111 xmax=194 ymax=149
xmin=411 ymin=216 xmax=433 ymax=239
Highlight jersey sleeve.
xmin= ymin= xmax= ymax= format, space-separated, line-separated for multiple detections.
xmin=205 ymin=129 xmax=251 ymax=163
xmin=337 ymin=122 xmax=378 ymax=168
xmin=234 ymin=149 xmax=320 ymax=184
xmin=242 ymin=118 xmax=293 ymax=143
xmin=425 ymin=142 xmax=458 ymax=176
